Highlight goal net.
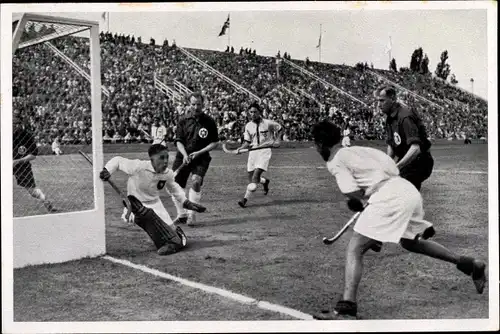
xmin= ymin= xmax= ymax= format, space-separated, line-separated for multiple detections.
xmin=12 ymin=13 xmax=106 ymax=268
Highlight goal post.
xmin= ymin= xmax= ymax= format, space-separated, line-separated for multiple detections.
xmin=11 ymin=13 xmax=105 ymax=268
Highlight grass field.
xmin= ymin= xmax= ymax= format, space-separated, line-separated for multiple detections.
xmin=13 ymin=142 xmax=490 ymax=322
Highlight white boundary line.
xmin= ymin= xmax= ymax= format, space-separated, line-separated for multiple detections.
xmin=102 ymin=255 xmax=314 ymax=321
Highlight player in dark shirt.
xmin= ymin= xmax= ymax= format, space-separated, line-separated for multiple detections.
xmin=376 ymin=85 xmax=434 ymax=191
xmin=171 ymin=92 xmax=219 ymax=226
xmin=13 ymin=111 xmax=57 ymax=213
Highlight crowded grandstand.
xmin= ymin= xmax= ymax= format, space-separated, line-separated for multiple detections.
xmin=12 ymin=29 xmax=488 ymax=148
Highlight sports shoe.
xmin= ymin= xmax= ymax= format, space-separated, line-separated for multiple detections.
xmin=457 ymin=256 xmax=487 ymax=294
xmin=313 ymin=300 xmax=358 ymax=320
xmin=173 ymin=216 xmax=188 ymax=225
xmin=157 ymin=243 xmax=179 ymax=256
xmin=238 ymin=198 xmax=247 ymax=208
xmin=472 ymin=260 xmax=487 ymax=294
xmin=263 ymin=179 xmax=270 ymax=195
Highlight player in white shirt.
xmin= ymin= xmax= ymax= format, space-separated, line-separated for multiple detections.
xmin=235 ymin=102 xmax=282 ymax=208
xmin=51 ymin=136 xmax=63 ymax=155
xmin=150 ymin=117 xmax=167 ymax=145
xmin=311 ymin=120 xmax=486 ymax=320
xmin=341 ymin=126 xmax=351 ymax=147
xmin=99 ymin=144 xmax=206 ymax=255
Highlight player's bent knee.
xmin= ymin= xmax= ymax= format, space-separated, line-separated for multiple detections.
xmin=247 ymin=183 xmax=258 ymax=192
xmin=191 ymin=175 xmax=203 ymax=191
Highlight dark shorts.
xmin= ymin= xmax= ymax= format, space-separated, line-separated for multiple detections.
xmin=13 ymin=164 xmax=36 ymax=188
xmin=399 ymin=151 xmax=434 ymax=191
xmin=172 ymin=152 xmax=212 ymax=188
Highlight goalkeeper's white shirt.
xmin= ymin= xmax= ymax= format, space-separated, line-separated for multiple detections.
xmin=244 ymin=118 xmax=282 ymax=147
xmin=327 ymin=146 xmax=400 ymax=197
xmin=105 ymin=156 xmax=187 ymax=204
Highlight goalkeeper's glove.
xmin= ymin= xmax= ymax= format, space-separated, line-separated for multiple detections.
xmin=183 ymin=199 xmax=207 ymax=213
xmin=99 ymin=168 xmax=111 ymax=181
xmin=347 ymin=198 xmax=364 ymax=212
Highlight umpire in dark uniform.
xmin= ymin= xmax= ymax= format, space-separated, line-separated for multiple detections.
xmin=375 ymin=85 xmax=434 ymax=191
xmin=13 ymin=110 xmax=56 ymax=213
xmin=171 ymin=92 xmax=219 ymax=226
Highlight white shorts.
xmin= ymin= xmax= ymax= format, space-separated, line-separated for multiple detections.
xmin=342 ymin=136 xmax=351 ymax=147
xmin=353 ymin=177 xmax=433 ymax=243
xmin=247 ymin=148 xmax=272 ymax=172
xmin=122 ymin=199 xmax=174 ymax=226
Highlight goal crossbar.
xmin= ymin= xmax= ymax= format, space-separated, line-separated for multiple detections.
xmin=13 ymin=13 xmax=99 ymax=53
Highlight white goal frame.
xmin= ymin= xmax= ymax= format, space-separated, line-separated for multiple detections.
xmin=12 ymin=13 xmax=105 ymax=268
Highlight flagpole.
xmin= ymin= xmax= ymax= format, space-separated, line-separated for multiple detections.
xmin=388 ymin=36 xmax=392 ymax=64
xmin=319 ymin=24 xmax=322 ymax=63
xmin=107 ymin=12 xmax=110 ymax=32
xmin=228 ymin=14 xmax=230 ymax=49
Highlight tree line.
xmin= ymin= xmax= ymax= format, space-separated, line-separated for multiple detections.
xmin=389 ymin=47 xmax=458 ymax=85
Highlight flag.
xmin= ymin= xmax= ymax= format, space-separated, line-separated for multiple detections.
xmin=101 ymin=12 xmax=107 ymax=21
xmin=316 ymin=29 xmax=322 ymax=48
xmin=218 ymin=14 xmax=230 ymax=37
xmin=385 ymin=36 xmax=392 ymax=54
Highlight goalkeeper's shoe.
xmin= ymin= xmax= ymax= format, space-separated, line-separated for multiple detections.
xmin=456 ymin=256 xmax=487 ymax=294
xmin=173 ymin=216 xmax=188 ymax=225
xmin=157 ymin=243 xmax=180 ymax=256
xmin=238 ymin=198 xmax=247 ymax=208
xmin=263 ymin=179 xmax=270 ymax=195
xmin=313 ymin=300 xmax=358 ymax=320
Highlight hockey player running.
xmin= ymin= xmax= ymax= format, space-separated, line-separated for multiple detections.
xmin=311 ymin=120 xmax=487 ymax=320
xmin=99 ymin=144 xmax=206 ymax=255
xmin=235 ymin=102 xmax=282 ymax=208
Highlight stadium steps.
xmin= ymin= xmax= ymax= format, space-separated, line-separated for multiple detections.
xmin=367 ymin=69 xmax=444 ymax=110
xmin=45 ymin=41 xmax=110 ymax=98
xmin=282 ymin=58 xmax=368 ymax=107
xmin=177 ymin=45 xmax=261 ymax=102
xmin=153 ymin=72 xmax=184 ymax=102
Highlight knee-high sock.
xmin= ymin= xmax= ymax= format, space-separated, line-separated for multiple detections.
xmin=244 ymin=183 xmax=257 ymax=200
xmin=188 ymin=188 xmax=201 ymax=217
xmin=172 ymin=192 xmax=187 ymax=218
xmin=244 ymin=189 xmax=252 ymax=200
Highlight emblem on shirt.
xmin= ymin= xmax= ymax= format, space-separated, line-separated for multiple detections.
xmin=18 ymin=146 xmax=27 ymax=155
xmin=198 ymin=128 xmax=208 ymax=138
xmin=393 ymin=132 xmax=402 ymax=146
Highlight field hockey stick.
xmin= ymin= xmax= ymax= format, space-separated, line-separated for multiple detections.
xmin=78 ymin=150 xmax=133 ymax=221
xmin=222 ymin=140 xmax=280 ymax=155
xmin=322 ymin=202 xmax=369 ymax=245
xmin=140 ymin=128 xmax=153 ymax=141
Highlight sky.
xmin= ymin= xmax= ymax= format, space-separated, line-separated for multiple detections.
xmin=11 ymin=2 xmax=492 ymax=99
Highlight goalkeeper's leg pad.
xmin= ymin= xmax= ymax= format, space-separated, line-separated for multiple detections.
xmin=128 ymin=195 xmax=185 ymax=250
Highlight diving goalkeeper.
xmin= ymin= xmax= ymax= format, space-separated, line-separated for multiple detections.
xmin=99 ymin=144 xmax=206 ymax=255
